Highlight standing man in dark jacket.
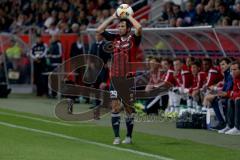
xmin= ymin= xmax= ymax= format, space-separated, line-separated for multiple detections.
xmin=70 ymin=34 xmax=85 ymax=58
xmin=89 ymin=33 xmax=111 ymax=109
xmin=47 ymin=35 xmax=63 ymax=98
xmin=47 ymin=35 xmax=62 ymax=71
xmin=31 ymin=34 xmax=48 ymax=96
xmin=70 ymin=34 xmax=86 ymax=85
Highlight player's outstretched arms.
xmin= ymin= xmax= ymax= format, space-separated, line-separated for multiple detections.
xmin=127 ymin=15 xmax=142 ymax=36
xmin=97 ymin=13 xmax=118 ymax=34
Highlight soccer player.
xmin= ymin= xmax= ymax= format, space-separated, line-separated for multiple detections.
xmin=97 ymin=12 xmax=142 ymax=144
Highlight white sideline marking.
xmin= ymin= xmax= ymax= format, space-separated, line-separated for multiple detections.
xmin=0 ymin=121 xmax=173 ymax=160
xmin=0 ymin=111 xmax=72 ymax=126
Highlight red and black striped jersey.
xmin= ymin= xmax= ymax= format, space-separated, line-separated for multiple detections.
xmin=101 ymin=31 xmax=142 ymax=77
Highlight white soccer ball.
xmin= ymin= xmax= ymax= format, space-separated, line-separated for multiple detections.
xmin=116 ymin=4 xmax=134 ymax=18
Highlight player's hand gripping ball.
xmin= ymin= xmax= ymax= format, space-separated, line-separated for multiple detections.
xmin=116 ymin=4 xmax=134 ymax=18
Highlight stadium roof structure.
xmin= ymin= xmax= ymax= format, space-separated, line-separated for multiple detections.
xmin=87 ymin=26 xmax=240 ymax=58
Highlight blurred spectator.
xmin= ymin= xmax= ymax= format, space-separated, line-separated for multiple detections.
xmin=47 ymin=35 xmax=62 ymax=71
xmin=6 ymin=39 xmax=22 ymax=70
xmin=0 ymin=54 xmax=11 ymax=98
xmin=169 ymin=18 xmax=176 ymax=27
xmin=184 ymin=1 xmax=196 ymax=26
xmin=46 ymin=35 xmax=63 ymax=98
xmin=0 ymin=0 xmax=239 ymax=32
xmin=0 ymin=8 xmax=12 ymax=32
xmin=159 ymin=2 xmax=174 ymax=22
xmin=176 ymin=18 xmax=184 ymax=27
xmin=30 ymin=34 xmax=48 ymax=96
xmin=89 ymin=32 xmax=111 ymax=109
xmin=6 ymin=39 xmax=21 ymax=60
xmin=44 ymin=11 xmax=55 ymax=29
xmin=222 ymin=0 xmax=236 ymax=6
xmin=194 ymin=3 xmax=207 ymax=25
xmin=66 ymin=10 xmax=77 ymax=26
xmin=102 ymin=9 xmax=110 ymax=21
xmin=233 ymin=2 xmax=240 ymax=20
xmin=0 ymin=54 xmax=7 ymax=83
xmin=58 ymin=22 xmax=70 ymax=33
xmin=232 ymin=19 xmax=239 ymax=26
xmin=216 ymin=2 xmax=237 ymax=25
xmin=204 ymin=0 xmax=216 ymax=12
xmin=173 ymin=4 xmax=184 ymax=19
xmin=89 ymin=9 xmax=98 ymax=25
xmin=35 ymin=13 xmax=45 ymax=28
xmin=45 ymin=21 xmax=59 ymax=35
xmin=221 ymin=16 xmax=232 ymax=26
xmin=173 ymin=4 xmax=185 ymax=27
xmin=140 ymin=18 xmax=148 ymax=27
xmin=194 ymin=0 xmax=209 ymax=6
xmin=69 ymin=33 xmax=86 ymax=88
xmin=70 ymin=23 xmax=80 ymax=33
xmin=78 ymin=11 xmax=89 ymax=30
xmin=9 ymin=13 xmax=26 ymax=32
xmin=98 ymin=0 xmax=111 ymax=10
xmin=57 ymin=11 xmax=67 ymax=25
xmin=70 ymin=34 xmax=85 ymax=58
xmin=5 ymin=39 xmax=30 ymax=84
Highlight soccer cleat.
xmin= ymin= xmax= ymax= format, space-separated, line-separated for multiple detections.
xmin=225 ymin=127 xmax=240 ymax=135
xmin=113 ymin=137 xmax=121 ymax=145
xmin=218 ymin=126 xmax=231 ymax=134
xmin=122 ymin=137 xmax=132 ymax=144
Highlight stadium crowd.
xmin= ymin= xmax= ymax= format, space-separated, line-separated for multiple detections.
xmin=0 ymin=0 xmax=240 ymax=34
xmin=159 ymin=0 xmax=240 ymax=27
xmin=0 ymin=0 xmax=140 ymax=33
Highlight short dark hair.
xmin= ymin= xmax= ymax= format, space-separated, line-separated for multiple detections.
xmin=173 ymin=58 xmax=183 ymax=63
xmin=149 ymin=56 xmax=161 ymax=63
xmin=187 ymin=56 xmax=195 ymax=62
xmin=146 ymin=55 xmax=153 ymax=61
xmin=162 ymin=57 xmax=173 ymax=65
xmin=231 ymin=61 xmax=240 ymax=70
xmin=155 ymin=57 xmax=162 ymax=63
xmin=191 ymin=61 xmax=201 ymax=68
xmin=203 ymin=58 xmax=212 ymax=64
xmin=119 ymin=19 xmax=132 ymax=28
xmin=220 ymin=57 xmax=231 ymax=64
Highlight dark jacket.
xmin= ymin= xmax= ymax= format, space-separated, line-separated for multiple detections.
xmin=222 ymin=68 xmax=233 ymax=92
xmin=89 ymin=41 xmax=111 ymax=64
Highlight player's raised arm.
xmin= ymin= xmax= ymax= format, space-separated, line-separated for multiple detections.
xmin=96 ymin=13 xmax=117 ymax=34
xmin=127 ymin=15 xmax=142 ymax=36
